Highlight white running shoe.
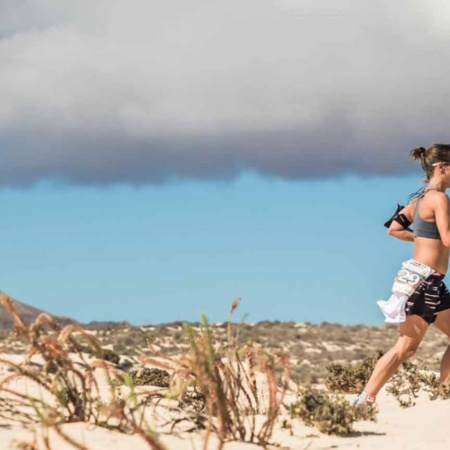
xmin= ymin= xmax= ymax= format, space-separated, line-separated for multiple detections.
xmin=353 ymin=392 xmax=378 ymax=413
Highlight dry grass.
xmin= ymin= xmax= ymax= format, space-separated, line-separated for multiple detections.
xmin=144 ymin=304 xmax=291 ymax=450
xmin=0 ymin=295 xmax=292 ymax=450
xmin=0 ymin=292 xmax=166 ymax=450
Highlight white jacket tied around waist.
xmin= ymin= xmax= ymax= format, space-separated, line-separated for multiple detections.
xmin=377 ymin=259 xmax=434 ymax=323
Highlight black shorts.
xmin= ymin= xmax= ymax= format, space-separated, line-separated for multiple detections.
xmin=405 ymin=272 xmax=450 ymax=324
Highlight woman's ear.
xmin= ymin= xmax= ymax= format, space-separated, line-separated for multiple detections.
xmin=441 ymin=164 xmax=446 ymax=175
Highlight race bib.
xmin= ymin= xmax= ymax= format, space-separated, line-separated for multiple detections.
xmin=392 ymin=259 xmax=433 ymax=297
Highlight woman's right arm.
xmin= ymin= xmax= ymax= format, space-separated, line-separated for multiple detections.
xmin=387 ymin=201 xmax=415 ymax=242
xmin=433 ymin=193 xmax=450 ymax=247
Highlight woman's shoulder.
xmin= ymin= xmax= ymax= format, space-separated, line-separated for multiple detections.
xmin=425 ymin=190 xmax=450 ymax=208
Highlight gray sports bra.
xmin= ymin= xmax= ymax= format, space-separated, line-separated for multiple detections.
xmin=413 ymin=191 xmax=441 ymax=240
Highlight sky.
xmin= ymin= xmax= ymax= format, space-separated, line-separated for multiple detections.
xmin=0 ymin=1 xmax=448 ymax=325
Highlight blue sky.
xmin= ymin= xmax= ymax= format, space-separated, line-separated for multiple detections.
xmin=0 ymin=171 xmax=423 ymax=325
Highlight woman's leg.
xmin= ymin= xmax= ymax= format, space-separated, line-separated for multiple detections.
xmin=433 ymin=309 xmax=450 ymax=383
xmin=363 ymin=314 xmax=429 ymax=396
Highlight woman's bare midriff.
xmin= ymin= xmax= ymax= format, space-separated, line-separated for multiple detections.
xmin=413 ymin=237 xmax=450 ymax=275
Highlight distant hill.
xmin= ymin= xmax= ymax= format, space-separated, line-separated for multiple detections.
xmin=0 ymin=297 xmax=75 ymax=329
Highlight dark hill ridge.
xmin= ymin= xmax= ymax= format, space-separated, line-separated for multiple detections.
xmin=0 ymin=297 xmax=75 ymax=329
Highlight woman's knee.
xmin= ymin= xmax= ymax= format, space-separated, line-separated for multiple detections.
xmin=393 ymin=343 xmax=418 ymax=361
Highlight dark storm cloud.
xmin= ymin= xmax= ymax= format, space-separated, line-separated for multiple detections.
xmin=1 ymin=0 xmax=449 ymax=185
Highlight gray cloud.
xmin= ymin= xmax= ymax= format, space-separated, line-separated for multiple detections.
xmin=1 ymin=0 xmax=450 ymax=185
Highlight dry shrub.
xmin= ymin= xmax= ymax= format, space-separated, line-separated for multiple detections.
xmin=325 ymin=350 xmax=384 ymax=393
xmin=326 ymin=350 xmax=450 ymax=408
xmin=123 ymin=368 xmax=170 ymax=387
xmin=145 ymin=304 xmax=290 ymax=450
xmin=0 ymin=293 xmax=166 ymax=450
xmin=66 ymin=342 xmax=121 ymax=365
xmin=288 ymin=388 xmax=376 ymax=435
xmin=386 ymin=361 xmax=427 ymax=408
xmin=386 ymin=361 xmax=450 ymax=407
xmin=438 ymin=380 xmax=450 ymax=400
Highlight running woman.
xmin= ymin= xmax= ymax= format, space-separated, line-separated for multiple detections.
xmin=356 ymin=144 xmax=450 ymax=407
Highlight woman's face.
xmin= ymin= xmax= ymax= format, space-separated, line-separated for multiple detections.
xmin=441 ymin=163 xmax=450 ymax=186
xmin=430 ymin=163 xmax=450 ymax=187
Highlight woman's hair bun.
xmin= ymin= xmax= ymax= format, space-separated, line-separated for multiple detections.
xmin=410 ymin=146 xmax=426 ymax=161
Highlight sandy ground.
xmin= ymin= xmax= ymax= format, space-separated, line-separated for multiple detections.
xmin=1 ymin=353 xmax=449 ymax=450
xmin=2 ymin=395 xmax=450 ymax=450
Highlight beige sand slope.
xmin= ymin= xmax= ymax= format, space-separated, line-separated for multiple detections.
xmin=286 ymin=389 xmax=450 ymax=450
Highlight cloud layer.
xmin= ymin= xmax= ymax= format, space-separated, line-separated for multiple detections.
xmin=1 ymin=0 xmax=450 ymax=185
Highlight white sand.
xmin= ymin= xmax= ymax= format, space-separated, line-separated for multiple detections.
xmin=1 ymin=353 xmax=449 ymax=450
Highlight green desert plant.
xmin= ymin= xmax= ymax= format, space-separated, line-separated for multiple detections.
xmin=386 ymin=361 xmax=450 ymax=407
xmin=120 ymin=368 xmax=170 ymax=387
xmin=325 ymin=350 xmax=450 ymax=408
xmin=438 ymin=380 xmax=450 ymax=400
xmin=386 ymin=361 xmax=426 ymax=408
xmin=325 ymin=350 xmax=384 ymax=393
xmin=288 ymin=388 xmax=377 ymax=435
